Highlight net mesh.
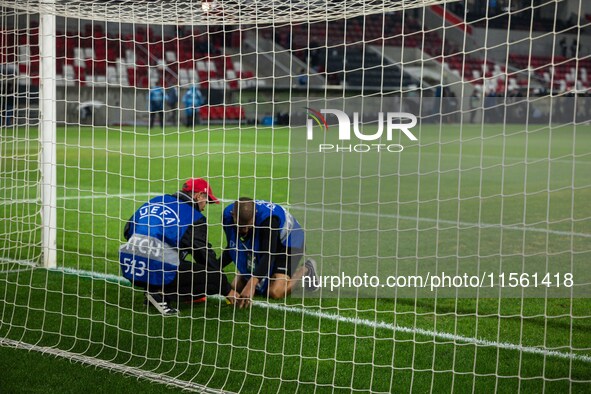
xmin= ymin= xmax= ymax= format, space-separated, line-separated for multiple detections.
xmin=1 ymin=0 xmax=591 ymax=392
xmin=0 ymin=0 xmax=454 ymax=24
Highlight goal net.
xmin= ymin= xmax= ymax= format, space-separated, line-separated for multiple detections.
xmin=1 ymin=0 xmax=590 ymax=392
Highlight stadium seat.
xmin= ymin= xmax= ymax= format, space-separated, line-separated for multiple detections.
xmin=226 ymin=70 xmax=239 ymax=89
xmin=212 ymin=106 xmax=224 ymax=119
xmin=5 ymin=22 xmax=256 ymax=88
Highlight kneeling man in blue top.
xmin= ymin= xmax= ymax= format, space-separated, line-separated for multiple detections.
xmin=119 ymin=178 xmax=238 ymax=315
xmin=221 ymin=198 xmax=320 ymax=308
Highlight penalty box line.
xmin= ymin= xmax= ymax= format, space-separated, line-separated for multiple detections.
xmin=2 ymin=261 xmax=590 ymax=365
xmin=2 ymin=192 xmax=590 ymax=239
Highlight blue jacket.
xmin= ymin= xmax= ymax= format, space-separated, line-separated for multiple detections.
xmin=166 ymin=87 xmax=178 ymax=108
xmin=182 ymin=86 xmax=203 ymax=115
xmin=119 ymin=194 xmax=204 ymax=286
xmin=222 ymin=200 xmax=304 ymax=292
xmin=149 ymin=86 xmax=167 ymax=111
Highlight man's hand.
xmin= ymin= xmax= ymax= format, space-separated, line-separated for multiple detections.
xmin=237 ymin=277 xmax=259 ymax=309
xmin=225 ymin=289 xmax=240 ymax=305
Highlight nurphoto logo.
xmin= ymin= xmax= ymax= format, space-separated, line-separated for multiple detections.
xmin=305 ymin=108 xmax=418 ymax=152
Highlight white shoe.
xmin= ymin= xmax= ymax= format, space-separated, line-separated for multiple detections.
xmin=304 ymin=258 xmax=320 ymax=292
xmin=145 ymin=292 xmax=179 ymax=316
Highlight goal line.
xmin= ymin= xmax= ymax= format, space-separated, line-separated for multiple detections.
xmin=2 ymin=261 xmax=590 ymax=365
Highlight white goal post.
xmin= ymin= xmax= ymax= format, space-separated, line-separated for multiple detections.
xmin=39 ymin=8 xmax=57 ymax=268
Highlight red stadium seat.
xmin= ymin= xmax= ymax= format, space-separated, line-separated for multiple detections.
xmin=212 ymin=106 xmax=224 ymax=120
xmin=126 ymin=68 xmax=135 ymax=86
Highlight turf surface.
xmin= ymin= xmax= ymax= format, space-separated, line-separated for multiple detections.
xmin=1 ymin=124 xmax=590 ymax=392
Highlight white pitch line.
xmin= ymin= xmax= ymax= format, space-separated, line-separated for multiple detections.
xmin=2 ymin=192 xmax=590 ymax=239
xmin=2 ymin=263 xmax=590 ymax=365
xmin=295 ymin=205 xmax=591 ymax=239
xmin=0 ymin=259 xmax=36 ymax=274
xmin=6 ymin=141 xmax=591 ymax=165
xmin=256 ymin=300 xmax=591 ymax=364
xmin=1 ymin=267 xmax=37 ymax=274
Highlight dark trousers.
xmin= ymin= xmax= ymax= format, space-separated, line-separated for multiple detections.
xmin=168 ymin=107 xmax=177 ymax=126
xmin=139 ymin=260 xmax=227 ymax=302
xmin=150 ymin=111 xmax=164 ymax=127
xmin=185 ymin=110 xmax=200 ymax=127
xmin=2 ymin=107 xmax=13 ymax=126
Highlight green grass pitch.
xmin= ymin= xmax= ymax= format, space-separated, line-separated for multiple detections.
xmin=1 ymin=123 xmax=590 ymax=392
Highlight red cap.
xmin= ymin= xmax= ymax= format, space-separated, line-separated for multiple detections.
xmin=182 ymin=178 xmax=219 ymax=204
